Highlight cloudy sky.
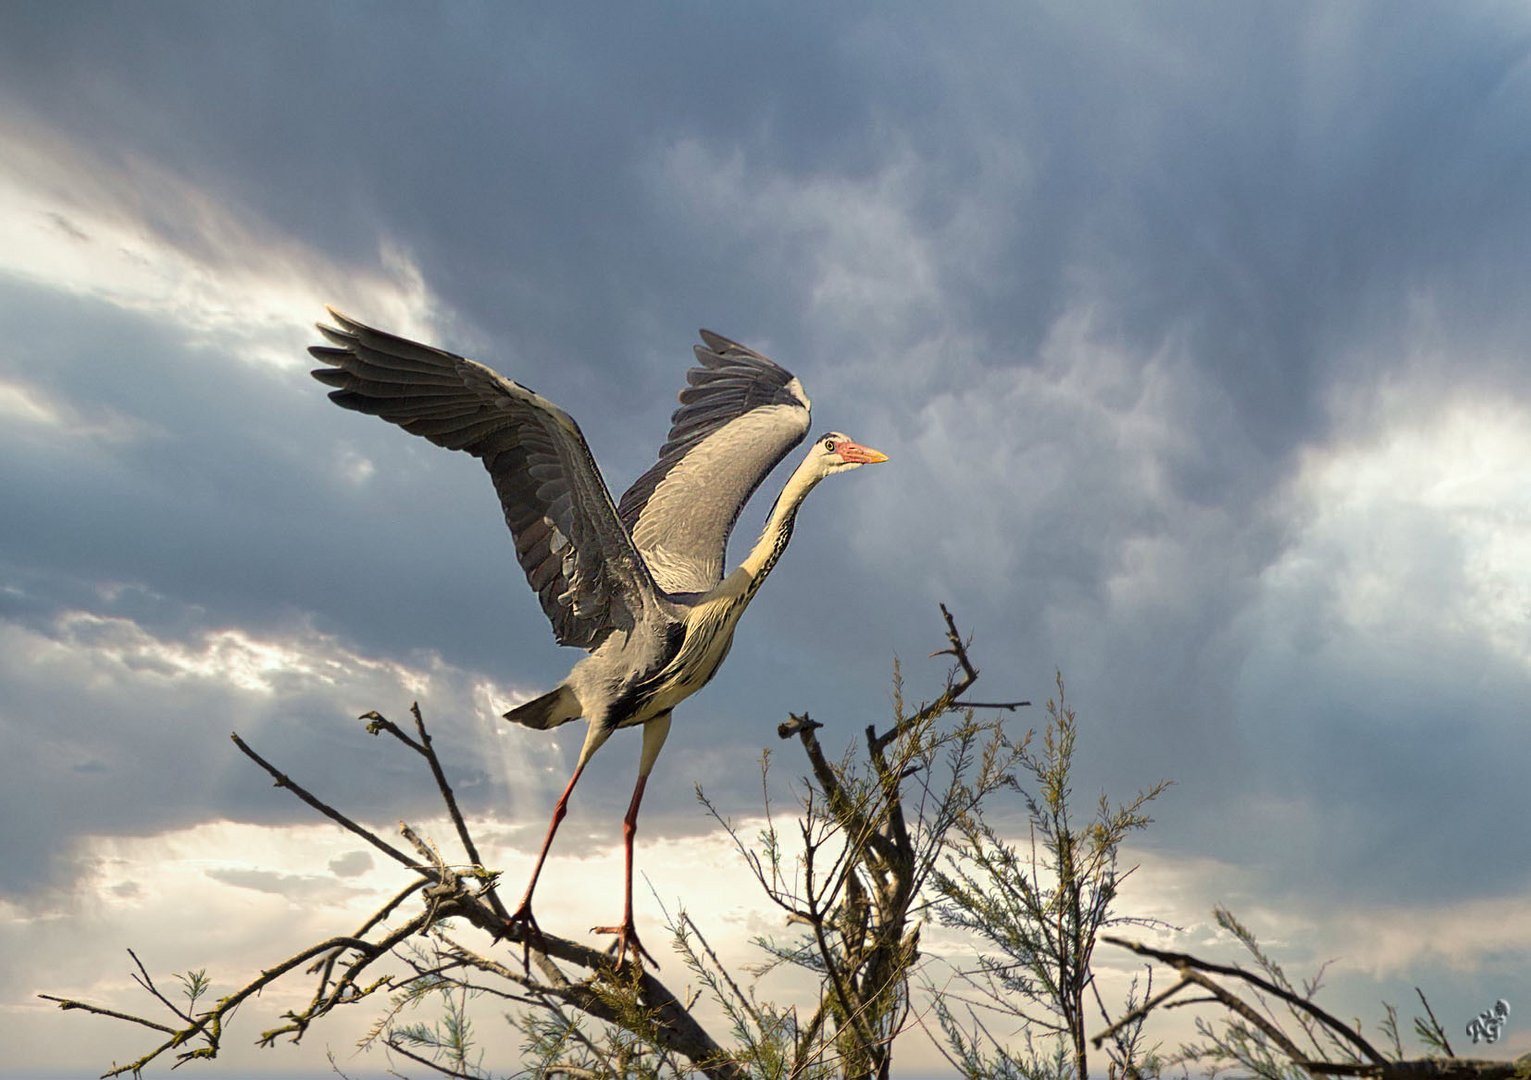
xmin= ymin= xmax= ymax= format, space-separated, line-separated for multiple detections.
xmin=3 ymin=3 xmax=1531 ymax=1076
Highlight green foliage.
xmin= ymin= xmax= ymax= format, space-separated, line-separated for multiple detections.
xmin=932 ymin=992 xmax=1075 ymax=1080
xmin=1187 ymin=905 xmax=1342 ymax=1078
xmin=357 ymin=942 xmax=490 ymax=1078
xmin=932 ymin=674 xmax=1172 ymax=1080
xmin=1175 ymin=907 xmax=1457 ymax=1079
xmin=1407 ymin=987 xmax=1455 ymax=1058
xmin=668 ymin=905 xmax=830 ymax=1080
xmin=174 ymin=969 xmax=210 ymax=1014
xmin=510 ymin=950 xmax=688 ymax=1080
xmin=700 ymin=697 xmax=1024 ymax=1075
xmin=49 ymin=612 xmax=1192 ymax=1080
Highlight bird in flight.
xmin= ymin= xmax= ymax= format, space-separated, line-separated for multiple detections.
xmin=310 ymin=311 xmax=886 ymax=968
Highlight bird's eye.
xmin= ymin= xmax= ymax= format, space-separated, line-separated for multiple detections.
xmin=823 ymin=438 xmax=837 ymax=452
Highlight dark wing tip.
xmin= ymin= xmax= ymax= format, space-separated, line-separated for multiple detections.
xmin=308 ymin=338 xmax=349 ymax=384
xmin=698 ymin=328 xmax=738 ymax=354
xmin=314 ymin=308 xmax=368 ymax=348
xmin=324 ymin=305 xmax=359 ymax=328
xmin=314 ymin=322 xmax=359 ymax=350
xmin=697 ymin=329 xmax=773 ymax=362
xmin=310 ymin=367 xmax=348 ymax=388
xmin=694 ymin=330 xmax=796 ymax=384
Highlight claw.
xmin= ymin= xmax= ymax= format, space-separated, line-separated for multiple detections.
xmin=592 ymin=919 xmax=658 ymax=971
xmin=499 ymin=903 xmax=545 ymax=972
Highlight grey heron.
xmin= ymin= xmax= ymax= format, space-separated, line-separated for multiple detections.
xmin=309 ymin=311 xmax=886 ymax=967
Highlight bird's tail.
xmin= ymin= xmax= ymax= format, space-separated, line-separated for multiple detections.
xmin=503 ymin=685 xmax=581 ymax=730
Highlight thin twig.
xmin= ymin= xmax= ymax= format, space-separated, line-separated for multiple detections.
xmin=127 ymin=948 xmax=193 ymax=1024
xmin=1091 ymin=975 xmax=1194 ymax=1048
xmin=1416 ymin=986 xmax=1454 ymax=1058
xmin=383 ymin=1035 xmax=479 ymax=1079
xmin=1104 ymin=936 xmax=1387 ymax=1065
xmin=35 ymin=995 xmax=178 ymax=1035
xmin=682 ymin=912 xmax=761 ymax=1030
xmin=368 ymin=705 xmax=513 ymax=926
xmin=230 ymin=732 xmax=418 ymax=871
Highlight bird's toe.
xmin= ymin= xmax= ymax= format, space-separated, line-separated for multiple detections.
xmin=591 ymin=921 xmax=658 ymax=972
xmin=500 ymin=904 xmax=547 ymax=971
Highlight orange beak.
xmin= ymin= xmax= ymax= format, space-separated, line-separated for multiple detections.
xmin=837 ymin=440 xmax=889 ymax=464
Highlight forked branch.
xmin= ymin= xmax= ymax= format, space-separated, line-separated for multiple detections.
xmin=1097 ymin=936 xmax=1531 ymax=1080
xmin=41 ymin=706 xmax=742 ymax=1080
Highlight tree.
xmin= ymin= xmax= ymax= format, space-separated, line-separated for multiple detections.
xmin=1098 ymin=908 xmax=1531 ymax=1080
xmin=695 ymin=604 xmax=1029 ymax=1079
xmin=928 ymin=674 xmax=1173 ymax=1080
xmin=41 ymin=607 xmax=1179 ymax=1079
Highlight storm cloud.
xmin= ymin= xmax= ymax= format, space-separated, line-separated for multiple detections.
xmin=3 ymin=3 xmax=1531 ymax=1075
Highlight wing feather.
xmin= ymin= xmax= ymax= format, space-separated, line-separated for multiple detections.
xmin=617 ymin=331 xmax=811 ymax=593
xmin=310 ymin=310 xmax=656 ymax=649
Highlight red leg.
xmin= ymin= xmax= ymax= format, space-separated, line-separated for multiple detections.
xmin=503 ymin=759 xmax=586 ymax=967
xmin=591 ymin=772 xmax=658 ymax=969
xmin=591 ymin=712 xmax=671 ymax=970
xmin=503 ymin=718 xmax=614 ymax=966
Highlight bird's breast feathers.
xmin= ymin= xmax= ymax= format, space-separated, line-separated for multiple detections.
xmin=635 ymin=593 xmax=744 ymax=716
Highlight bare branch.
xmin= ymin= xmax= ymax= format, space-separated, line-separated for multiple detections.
xmin=126 ymin=949 xmax=194 ymax=1024
xmin=1416 ymin=986 xmax=1455 ymax=1059
xmin=382 ymin=1034 xmax=480 ymax=1079
xmin=366 ymin=705 xmax=512 ymax=927
xmin=35 ymin=995 xmax=178 ymax=1036
xmin=1103 ymin=935 xmax=1387 ymax=1065
xmin=58 ymin=713 xmax=747 ymax=1080
xmin=1091 ymin=975 xmax=1195 ymax=1049
xmin=229 ymin=732 xmax=418 ymax=871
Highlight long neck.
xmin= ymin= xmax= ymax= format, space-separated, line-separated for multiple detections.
xmin=739 ymin=457 xmax=823 ymax=589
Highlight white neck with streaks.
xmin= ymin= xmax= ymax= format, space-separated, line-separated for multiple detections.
xmin=739 ymin=454 xmax=825 ymax=588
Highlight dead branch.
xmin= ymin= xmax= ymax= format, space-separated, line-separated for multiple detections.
xmin=868 ymin=603 xmax=1027 ymax=757
xmin=750 ymin=605 xmax=1025 ymax=1079
xmin=44 ymin=709 xmax=746 ymax=1080
xmin=362 ymin=704 xmax=512 ymax=927
xmin=33 ymin=994 xmax=178 ymax=1037
xmin=1101 ymin=935 xmax=1386 ymax=1065
xmin=1098 ymin=937 xmax=1531 ymax=1080
xmin=230 ymin=731 xmax=419 ymax=871
xmin=1298 ymin=1059 xmax=1531 ymax=1080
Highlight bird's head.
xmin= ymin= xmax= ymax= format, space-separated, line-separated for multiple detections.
xmin=808 ymin=431 xmax=889 ymax=476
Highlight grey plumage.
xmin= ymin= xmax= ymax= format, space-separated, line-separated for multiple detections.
xmin=311 ymin=312 xmax=651 ymax=649
xmin=309 ymin=309 xmax=885 ymax=967
xmin=619 ymin=331 xmax=810 ymax=593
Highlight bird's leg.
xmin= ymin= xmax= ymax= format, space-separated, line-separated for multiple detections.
xmin=500 ymin=762 xmax=581 ymax=961
xmin=503 ymin=720 xmax=610 ymax=968
xmin=593 ymin=712 xmax=671 ymax=970
xmin=592 ymin=773 xmax=658 ymax=969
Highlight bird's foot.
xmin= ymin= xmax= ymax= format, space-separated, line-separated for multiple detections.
xmin=591 ymin=918 xmax=658 ymax=972
xmin=497 ymin=903 xmax=545 ymax=972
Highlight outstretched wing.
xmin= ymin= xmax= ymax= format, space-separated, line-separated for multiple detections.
xmin=310 ymin=309 xmax=656 ymax=650
xmin=618 ymin=330 xmax=811 ymax=594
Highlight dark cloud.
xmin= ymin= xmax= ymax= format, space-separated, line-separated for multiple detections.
xmin=0 ymin=280 xmax=535 ymax=674
xmin=3 ymin=6 xmax=1531 ymax=1071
